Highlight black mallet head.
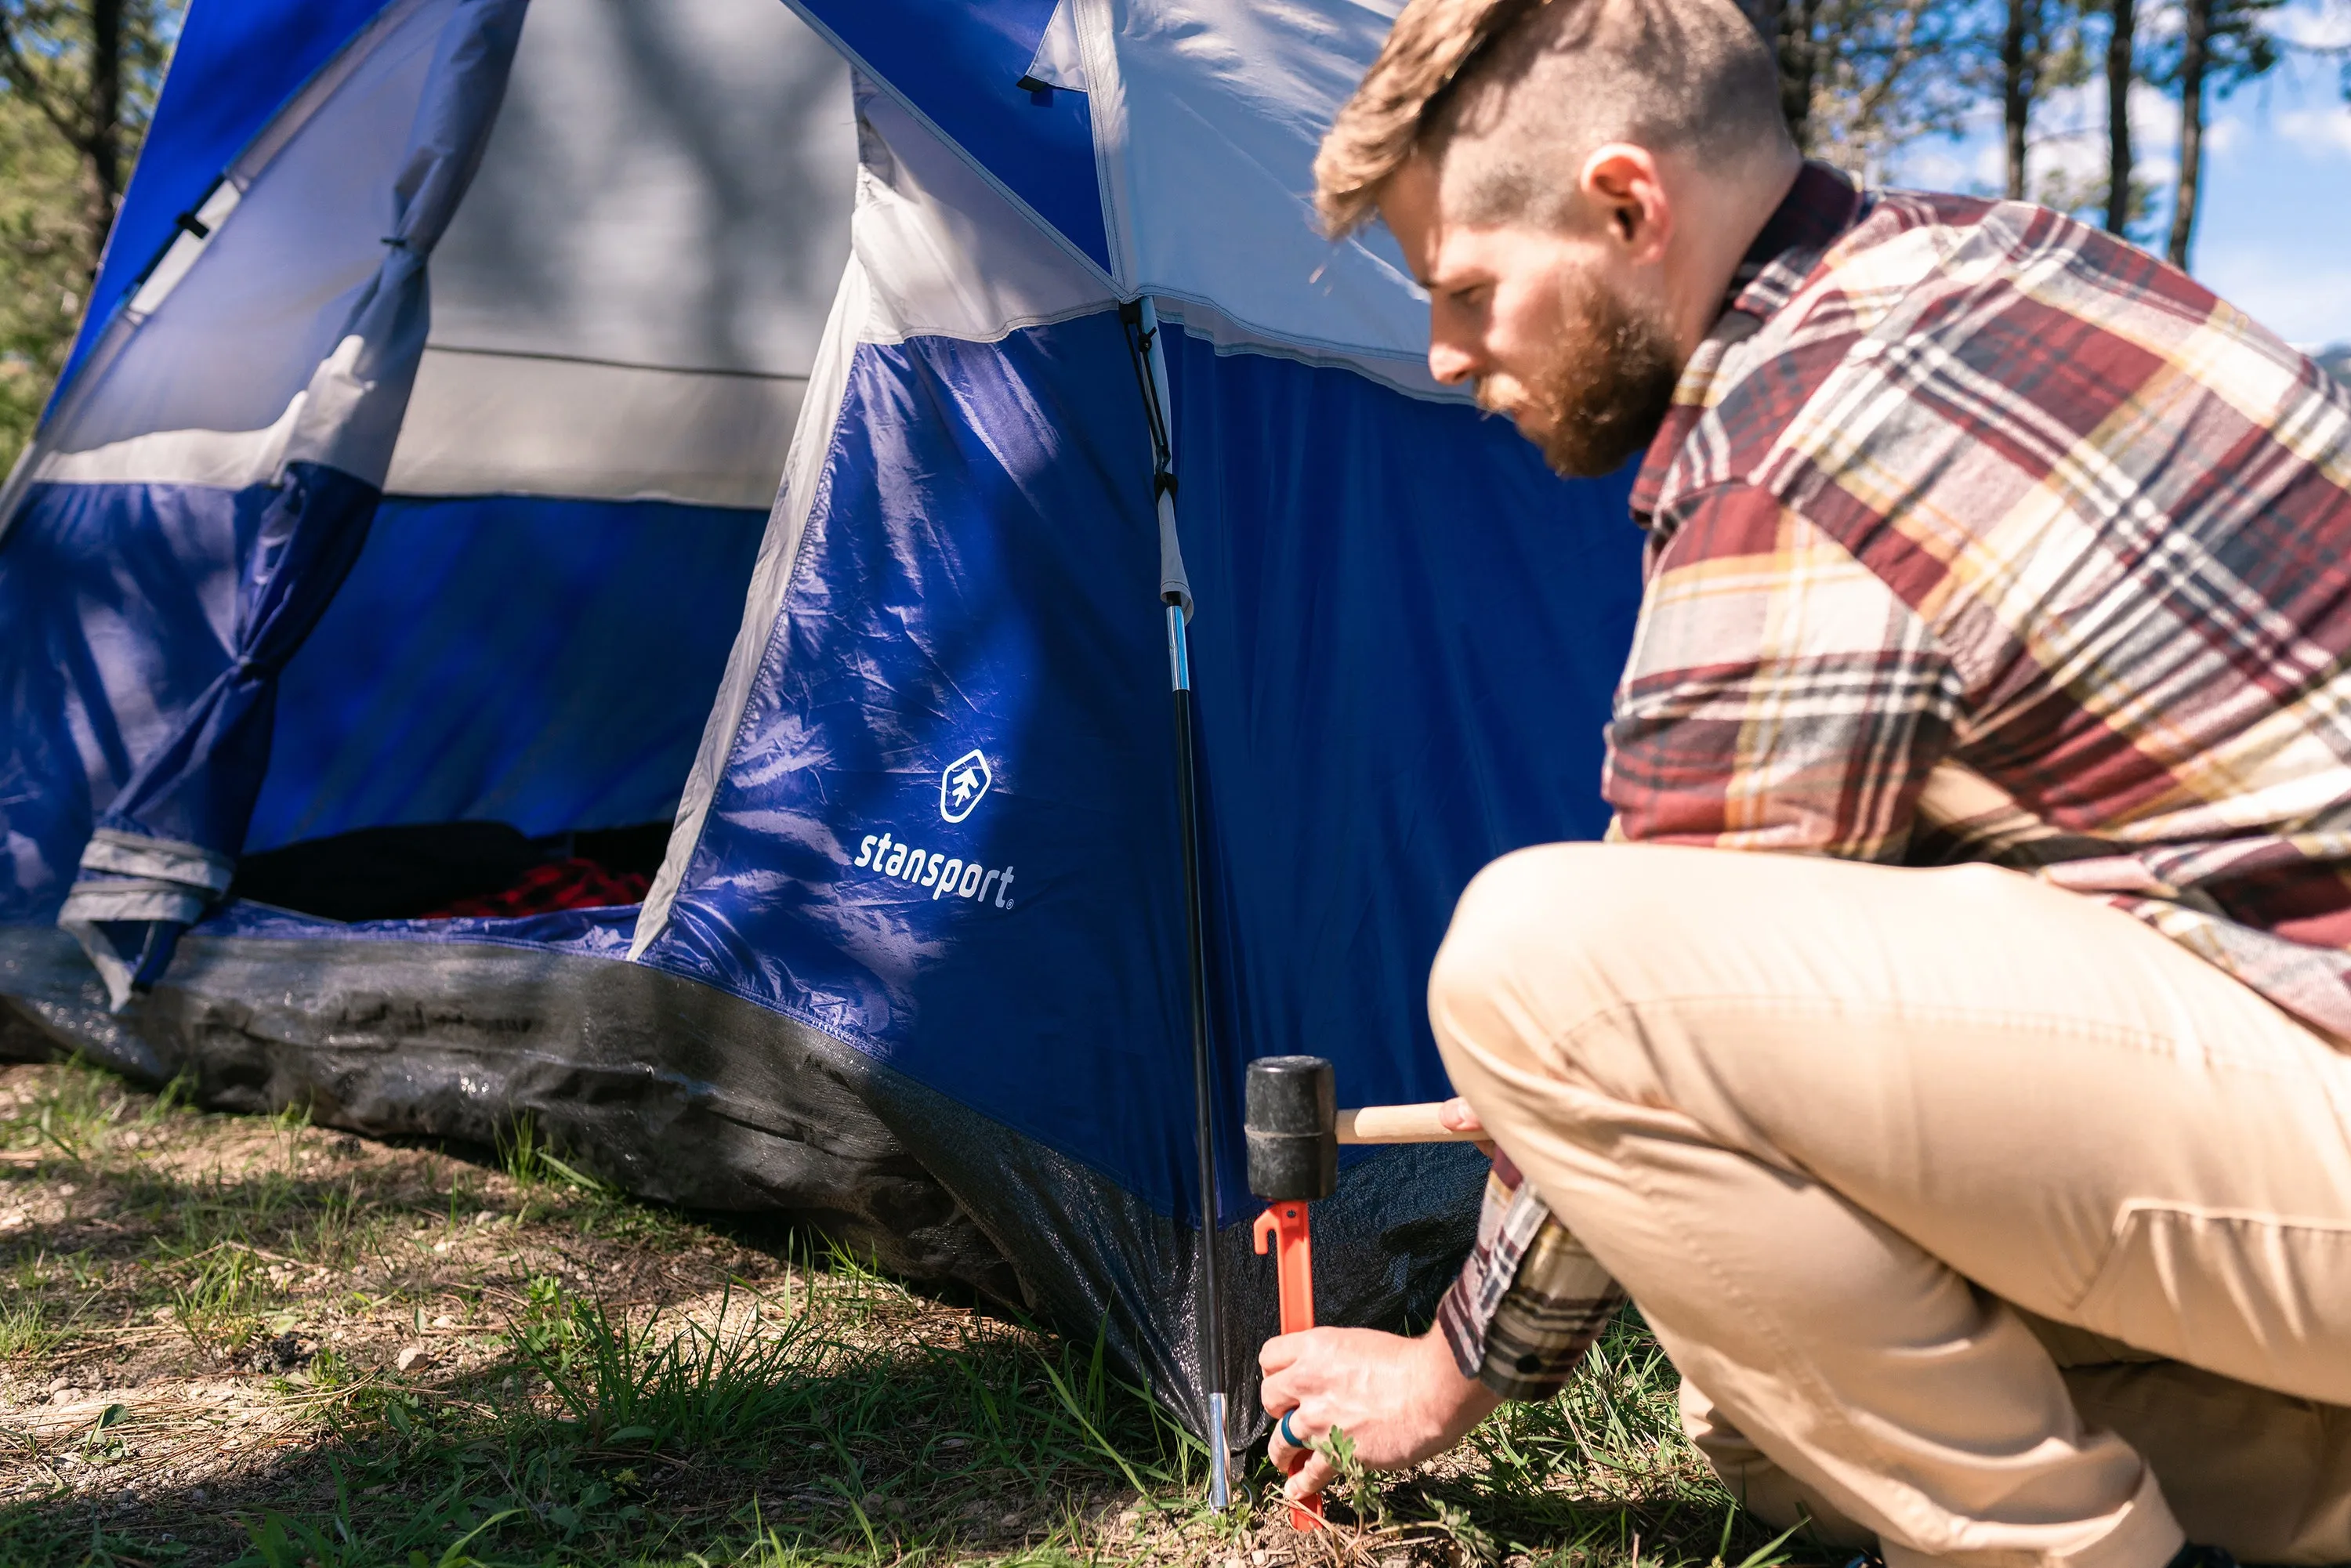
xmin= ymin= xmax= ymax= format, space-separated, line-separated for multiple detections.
xmin=1245 ymin=1055 xmax=1336 ymax=1202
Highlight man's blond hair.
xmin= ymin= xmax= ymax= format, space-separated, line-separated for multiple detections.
xmin=1313 ymin=0 xmax=1789 ymax=238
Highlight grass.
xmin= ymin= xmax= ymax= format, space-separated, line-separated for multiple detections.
xmin=0 ymin=1058 xmax=1835 ymax=1568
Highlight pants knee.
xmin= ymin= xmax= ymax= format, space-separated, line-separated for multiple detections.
xmin=1432 ymin=838 xmax=1687 ymax=1001
xmin=1428 ymin=842 xmax=1655 ymax=1076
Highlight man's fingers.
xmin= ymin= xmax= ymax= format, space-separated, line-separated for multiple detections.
xmin=1436 ymin=1097 xmax=1495 ymax=1153
xmin=1266 ymin=1403 xmax=1313 ymax=1475
xmin=1256 ymin=1326 xmax=1329 ymax=1378
xmin=1259 ymin=1326 xmax=1343 ymax=1410
xmin=1259 ymin=1364 xmax=1301 ymax=1416
xmin=1436 ymin=1096 xmax=1484 ymax=1135
xmin=1283 ymin=1453 xmax=1335 ymax=1501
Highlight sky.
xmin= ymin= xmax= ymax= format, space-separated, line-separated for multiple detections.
xmin=1888 ymin=0 xmax=2351 ymax=351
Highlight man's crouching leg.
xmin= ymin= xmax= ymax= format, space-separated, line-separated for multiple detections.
xmin=1679 ymin=1378 xmax=1878 ymax=1548
xmin=1681 ymin=1324 xmax=2351 ymax=1560
xmin=1429 ymin=843 xmax=2351 ymax=1567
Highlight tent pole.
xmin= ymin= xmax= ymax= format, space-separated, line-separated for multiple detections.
xmin=1121 ymin=295 xmax=1228 ymax=1511
xmin=1168 ymin=596 xmax=1228 ymax=1510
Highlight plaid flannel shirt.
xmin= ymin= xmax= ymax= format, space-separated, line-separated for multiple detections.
xmin=1434 ymin=1150 xmax=1623 ymax=1399
xmin=1438 ymin=161 xmax=2351 ymax=1399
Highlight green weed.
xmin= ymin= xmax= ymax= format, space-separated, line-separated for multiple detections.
xmin=494 ymin=1113 xmax=545 ymax=1190
xmin=0 ymin=1499 xmax=172 ymax=1568
xmin=1034 ymin=1320 xmax=1198 ymax=1505
xmin=529 ymin=1287 xmax=822 ymax=1450
xmin=1313 ymin=1423 xmax=1389 ymax=1527
xmin=0 ymin=1292 xmax=53 ymax=1359
xmin=296 ymin=1176 xmax=366 ymax=1269
xmin=495 ymin=1114 xmax=608 ymax=1193
xmin=170 ymin=1244 xmax=266 ymax=1356
xmin=137 ymin=1068 xmax=198 ymax=1125
xmin=0 ymin=1251 xmax=96 ymax=1360
xmin=0 ymin=1056 xmax=125 ymax=1161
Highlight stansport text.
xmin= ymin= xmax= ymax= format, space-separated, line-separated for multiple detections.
xmin=852 ymin=831 xmax=1016 ymax=908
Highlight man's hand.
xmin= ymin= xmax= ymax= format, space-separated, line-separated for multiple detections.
xmin=1436 ymin=1095 xmax=1491 ymax=1150
xmin=1260 ymin=1324 xmax=1498 ymax=1501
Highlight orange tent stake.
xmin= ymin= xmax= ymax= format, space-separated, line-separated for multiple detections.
xmin=1254 ymin=1200 xmax=1324 ymax=1531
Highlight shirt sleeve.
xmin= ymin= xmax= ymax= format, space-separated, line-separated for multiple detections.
xmin=1435 ymin=1152 xmax=1626 ymax=1401
xmin=1607 ymin=481 xmax=1965 ymax=858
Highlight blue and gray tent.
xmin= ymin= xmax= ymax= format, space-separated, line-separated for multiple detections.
xmin=0 ymin=0 xmax=1642 ymax=1444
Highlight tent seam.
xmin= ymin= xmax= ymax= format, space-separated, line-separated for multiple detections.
xmin=627 ymin=252 xmax=871 ymax=961
xmin=773 ymin=2 xmax=1117 ymax=294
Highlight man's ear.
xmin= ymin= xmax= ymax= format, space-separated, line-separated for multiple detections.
xmin=1577 ymin=143 xmax=1672 ymax=264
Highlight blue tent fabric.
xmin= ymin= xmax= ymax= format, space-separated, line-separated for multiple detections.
xmin=0 ymin=0 xmax=1657 ymax=1446
xmin=1169 ymin=333 xmax=1643 ymax=1198
xmin=640 ymin=313 xmax=1200 ymax=1211
xmin=49 ymin=0 xmax=528 ymax=1007
xmin=640 ymin=312 xmax=1642 ymax=1223
xmin=199 ymin=897 xmax=641 ymax=959
xmin=60 ymin=0 xmax=398 ymax=397
xmin=82 ymin=463 xmax=382 ymax=857
xmin=792 ymin=0 xmax=1109 ymax=275
xmin=0 ymin=476 xmax=280 ymax=922
xmin=248 ymin=495 xmax=767 ymax=849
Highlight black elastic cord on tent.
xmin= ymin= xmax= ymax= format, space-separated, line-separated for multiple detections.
xmin=1119 ymin=303 xmax=1179 ymax=502
xmin=125 ymin=172 xmax=229 ymax=296
xmin=1119 ymin=297 xmax=1229 ymax=1511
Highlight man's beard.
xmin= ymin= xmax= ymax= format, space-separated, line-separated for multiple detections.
xmin=1480 ymin=281 xmax=1682 ymax=479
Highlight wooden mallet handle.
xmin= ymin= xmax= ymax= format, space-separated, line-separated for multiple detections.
xmin=1334 ymin=1102 xmax=1480 ymax=1144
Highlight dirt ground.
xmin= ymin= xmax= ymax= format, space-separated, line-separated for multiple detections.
xmin=0 ymin=1058 xmax=1801 ymax=1568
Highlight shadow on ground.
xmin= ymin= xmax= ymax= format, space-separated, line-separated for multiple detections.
xmin=0 ymin=1060 xmax=1822 ymax=1568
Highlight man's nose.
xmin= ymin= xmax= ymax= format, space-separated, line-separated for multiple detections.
xmin=1427 ymin=339 xmax=1478 ymax=386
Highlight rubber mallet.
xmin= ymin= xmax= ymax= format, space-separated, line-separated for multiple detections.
xmin=1247 ymin=1063 xmax=1482 ymax=1526
xmin=1245 ymin=1055 xmax=1335 ymax=1528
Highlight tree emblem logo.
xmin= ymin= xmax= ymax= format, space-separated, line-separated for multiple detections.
xmin=940 ymin=748 xmax=993 ymax=823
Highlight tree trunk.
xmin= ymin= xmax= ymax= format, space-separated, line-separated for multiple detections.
xmin=81 ymin=0 xmax=126 ymax=277
xmin=2104 ymin=0 xmax=2135 ymax=232
xmin=1733 ymin=0 xmax=1784 ymax=50
xmin=1732 ymin=0 xmax=1815 ymax=148
xmin=2003 ymin=0 xmax=2034 ymax=199
xmin=1775 ymin=0 xmax=1817 ymax=152
xmin=2167 ymin=0 xmax=2210 ymax=268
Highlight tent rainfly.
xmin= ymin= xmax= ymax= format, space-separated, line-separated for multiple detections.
xmin=0 ymin=0 xmax=1645 ymax=1443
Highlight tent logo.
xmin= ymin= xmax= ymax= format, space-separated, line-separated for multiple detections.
xmin=940 ymin=748 xmax=993 ymax=823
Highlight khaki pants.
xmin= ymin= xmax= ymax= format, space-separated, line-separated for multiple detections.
xmin=1429 ymin=845 xmax=2351 ymax=1567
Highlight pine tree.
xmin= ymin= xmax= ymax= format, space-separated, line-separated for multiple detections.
xmin=0 ymin=85 xmax=85 ymax=464
xmin=0 ymin=1 xmax=177 ymax=470
xmin=1987 ymin=0 xmax=2090 ymax=201
xmin=1741 ymin=0 xmax=1974 ymax=176
xmin=2104 ymin=0 xmax=2138 ymax=233
xmin=2158 ymin=0 xmax=2280 ymax=269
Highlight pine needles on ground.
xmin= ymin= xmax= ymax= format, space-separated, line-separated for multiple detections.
xmin=0 ymin=1059 xmax=1820 ymax=1568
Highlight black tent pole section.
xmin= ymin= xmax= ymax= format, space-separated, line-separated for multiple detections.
xmin=1170 ymin=588 xmax=1227 ymax=1504
xmin=1120 ymin=295 xmax=1229 ymax=1511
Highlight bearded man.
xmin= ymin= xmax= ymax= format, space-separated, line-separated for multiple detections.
xmin=1255 ymin=0 xmax=2351 ymax=1563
